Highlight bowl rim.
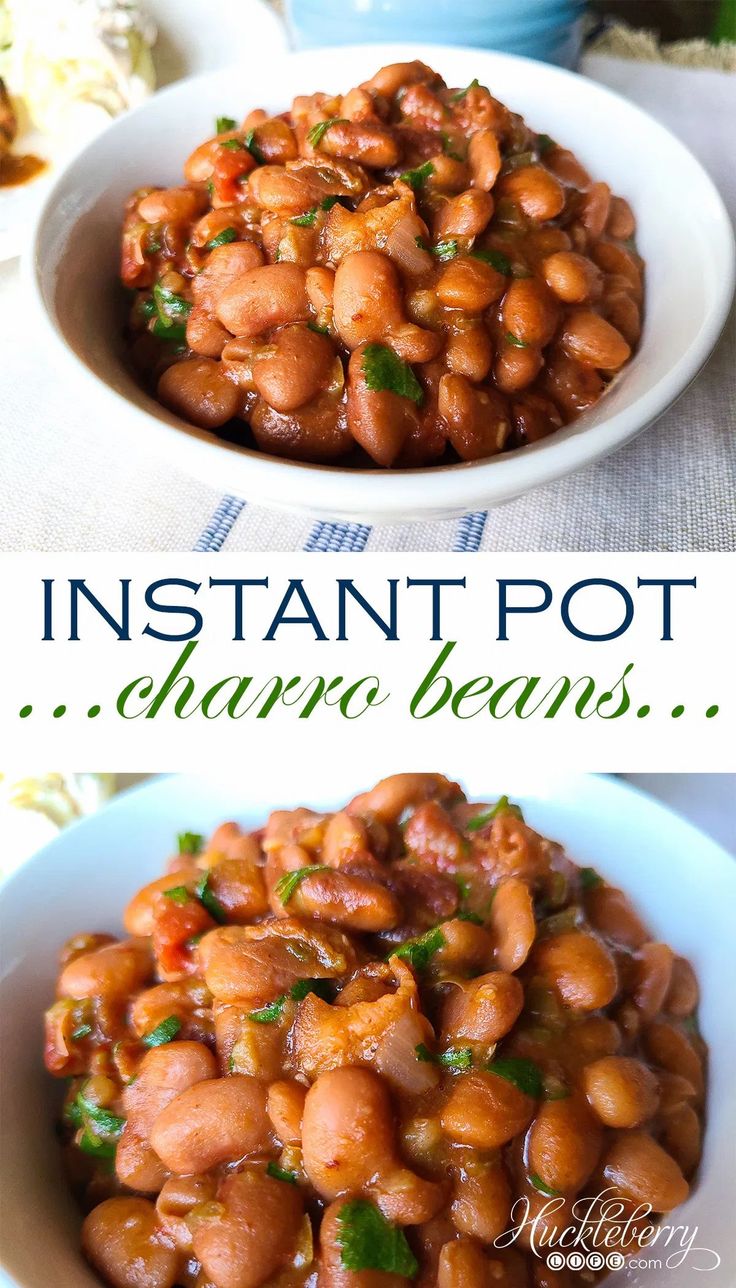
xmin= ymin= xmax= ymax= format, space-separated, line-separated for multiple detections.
xmin=27 ymin=41 xmax=736 ymax=522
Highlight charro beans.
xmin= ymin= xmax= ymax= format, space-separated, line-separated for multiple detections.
xmin=45 ymin=779 xmax=700 ymax=1288
xmin=122 ymin=61 xmax=643 ymax=466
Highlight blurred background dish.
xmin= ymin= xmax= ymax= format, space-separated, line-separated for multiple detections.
xmin=0 ymin=0 xmax=287 ymax=262
xmin=285 ymin=0 xmax=587 ymax=66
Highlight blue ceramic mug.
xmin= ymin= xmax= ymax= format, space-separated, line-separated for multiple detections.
xmin=285 ymin=0 xmax=587 ymax=67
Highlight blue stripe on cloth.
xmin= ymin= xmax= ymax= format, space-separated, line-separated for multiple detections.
xmin=304 ymin=521 xmax=372 ymax=552
xmin=453 ymin=510 xmax=488 ymax=552
xmin=193 ymin=495 xmax=246 ymax=551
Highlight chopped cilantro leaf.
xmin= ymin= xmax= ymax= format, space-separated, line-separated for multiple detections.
xmin=579 ymin=866 xmax=603 ymax=891
xmin=321 ymin=195 xmax=341 ymax=211
xmin=248 ymin=995 xmax=287 ymax=1024
xmin=195 ymin=871 xmax=227 ymax=923
xmin=153 ymin=285 xmax=192 ymax=327
xmin=78 ymin=1130 xmax=117 ymax=1161
xmin=486 ymin=1057 xmax=542 ymax=1099
xmin=431 ymin=239 xmax=459 ymax=261
xmin=151 ymin=319 xmax=187 ymax=345
xmin=536 ymin=133 xmax=556 ymax=154
xmin=216 ymin=116 xmax=237 ymax=135
xmin=206 ymin=227 xmax=238 ymax=250
xmin=394 ymin=926 xmax=445 ymax=971
xmin=72 ymin=1024 xmax=92 ymax=1041
xmin=336 ymin=1199 xmax=418 ymax=1277
xmin=455 ymin=875 xmax=471 ymax=900
xmin=362 ymin=344 xmax=423 ymax=404
xmin=505 ymin=331 xmax=529 ymax=348
xmin=450 ymin=78 xmax=480 ymax=102
xmin=220 ymin=138 xmax=244 ymax=151
xmin=142 ymin=1016 xmax=182 ymax=1048
xmin=467 ymin=796 xmax=524 ymax=831
xmin=275 ymin=865 xmax=330 ymax=905
xmin=456 ymin=910 xmax=484 ymax=925
xmin=415 ymin=1043 xmax=472 ymax=1071
xmin=290 ymin=207 xmax=318 ymax=227
xmin=244 ymin=128 xmax=266 ymax=165
xmin=398 ymin=160 xmax=435 ymax=191
xmin=163 ymin=885 xmax=190 ymax=905
xmin=267 ymin=1161 xmax=299 ymax=1184
xmin=307 ymin=118 xmax=346 ymax=149
xmin=530 ymin=1173 xmax=562 ymax=1196
xmin=472 ymin=247 xmax=512 ymax=275
xmin=177 ymin=831 xmax=203 ymax=854
xmin=290 ymin=977 xmax=332 ymax=1002
xmin=440 ymin=131 xmax=463 ymax=161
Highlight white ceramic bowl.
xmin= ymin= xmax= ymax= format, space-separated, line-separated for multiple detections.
xmin=29 ymin=43 xmax=734 ymax=523
xmin=1 ymin=769 xmax=735 ymax=1288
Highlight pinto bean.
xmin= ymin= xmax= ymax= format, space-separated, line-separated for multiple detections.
xmin=318 ymin=120 xmax=400 ymax=168
xmin=561 ymin=310 xmax=631 ymax=370
xmin=361 ymin=60 xmax=438 ymax=97
xmin=150 ymin=1074 xmax=270 ymax=1173
xmin=583 ymin=1056 xmax=660 ymax=1129
xmin=527 ymin=1096 xmax=603 ymax=1194
xmin=253 ymin=324 xmax=337 ymax=412
xmin=643 ymin=1022 xmax=704 ymax=1097
xmin=441 ymin=972 xmax=523 ymax=1046
xmin=346 ymin=343 xmax=419 ymax=466
xmin=542 ymin=251 xmax=602 ymax=304
xmin=58 ymin=938 xmax=152 ymax=1001
xmin=198 ymin=920 xmax=356 ymax=1005
xmin=303 ymin=1067 xmax=443 ymax=1223
xmin=606 ymin=195 xmax=636 ymax=240
xmin=192 ymin=241 xmax=265 ymax=313
xmin=186 ymin=305 xmax=230 ymax=358
xmin=534 ymin=931 xmax=618 ymax=1012
xmin=444 ymin=324 xmax=493 ymax=382
xmin=138 ymin=187 xmax=208 ymax=224
xmin=158 ymin=357 xmax=241 ymax=429
xmin=348 ymin=774 xmax=460 ymax=824
xmin=603 ymin=1131 xmax=689 ymax=1212
xmin=584 ymin=884 xmax=648 ymax=950
xmin=580 ymin=182 xmax=611 ymax=239
xmin=82 ymin=1198 xmax=179 ymax=1288
xmin=438 ymin=373 xmax=511 ymax=460
xmin=469 ymin=129 xmax=502 ymax=191
xmin=123 ymin=1041 xmax=217 ymax=1139
xmin=659 ymin=1104 xmax=702 ymax=1177
xmin=490 ymin=878 xmax=536 ymax=972
xmin=115 ymin=1130 xmax=169 ymax=1193
xmin=436 ymin=257 xmax=505 ymax=311
xmin=268 ymin=1079 xmax=307 ymax=1145
xmin=217 ymin=262 xmax=310 ymax=337
xmin=284 ymin=864 xmax=402 ymax=932
xmin=193 ymin=1169 xmax=304 ymax=1288
xmin=322 ymin=811 xmax=369 ymax=866
xmin=498 ymin=167 xmax=565 ymax=222
xmin=434 ymin=190 xmax=494 ymax=239
xmin=156 ymin=1175 xmax=216 ymax=1251
xmin=451 ymin=1160 xmax=511 ymax=1243
xmin=441 ymin=1071 xmax=535 ymax=1149
xmin=665 ymin=957 xmax=699 ymax=1018
xmin=632 ymin=943 xmax=675 ymax=1021
xmin=334 ymin=251 xmax=441 ymax=360
xmin=501 ymin=279 xmax=560 ymax=348
xmin=307 ymin=266 xmax=335 ymax=313
xmin=494 ymin=339 xmax=544 ymax=393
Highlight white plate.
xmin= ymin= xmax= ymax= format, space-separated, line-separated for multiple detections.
xmin=28 ymin=42 xmax=735 ymax=522
xmin=0 ymin=769 xmax=734 ymax=1288
xmin=0 ymin=0 xmax=286 ymax=262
